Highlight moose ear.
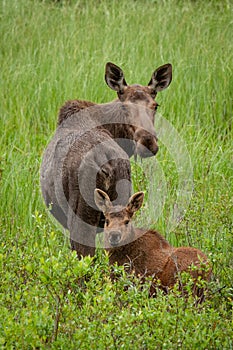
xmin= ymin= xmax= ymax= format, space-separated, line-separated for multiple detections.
xmin=105 ymin=62 xmax=128 ymax=94
xmin=127 ymin=192 xmax=144 ymax=215
xmin=94 ymin=189 xmax=112 ymax=213
xmin=148 ymin=63 xmax=172 ymax=96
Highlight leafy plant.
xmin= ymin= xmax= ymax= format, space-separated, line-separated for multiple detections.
xmin=0 ymin=0 xmax=232 ymax=348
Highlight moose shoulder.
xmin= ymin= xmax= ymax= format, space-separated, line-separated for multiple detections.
xmin=40 ymin=62 xmax=172 ymax=257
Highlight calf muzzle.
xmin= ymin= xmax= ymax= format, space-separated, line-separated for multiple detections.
xmin=109 ymin=231 xmax=122 ymax=246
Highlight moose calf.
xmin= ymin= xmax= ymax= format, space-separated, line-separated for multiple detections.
xmin=94 ymin=189 xmax=211 ymax=298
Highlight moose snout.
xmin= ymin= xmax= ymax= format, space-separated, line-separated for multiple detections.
xmin=135 ymin=136 xmax=159 ymax=157
xmin=109 ymin=231 xmax=122 ymax=246
xmin=134 ymin=129 xmax=159 ymax=158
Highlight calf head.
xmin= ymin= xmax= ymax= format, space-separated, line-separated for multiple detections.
xmin=105 ymin=62 xmax=172 ymax=158
xmin=94 ymin=188 xmax=144 ymax=247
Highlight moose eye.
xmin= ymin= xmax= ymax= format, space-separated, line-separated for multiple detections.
xmin=154 ymin=103 xmax=159 ymax=111
xmin=124 ymin=220 xmax=130 ymax=225
xmin=105 ymin=219 xmax=110 ymax=226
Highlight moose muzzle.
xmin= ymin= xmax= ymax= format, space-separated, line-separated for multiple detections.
xmin=134 ymin=128 xmax=159 ymax=158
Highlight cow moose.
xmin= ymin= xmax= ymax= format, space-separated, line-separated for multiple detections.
xmin=94 ymin=189 xmax=211 ymax=299
xmin=40 ymin=62 xmax=172 ymax=257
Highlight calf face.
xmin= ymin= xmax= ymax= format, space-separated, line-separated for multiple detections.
xmin=94 ymin=189 xmax=144 ymax=246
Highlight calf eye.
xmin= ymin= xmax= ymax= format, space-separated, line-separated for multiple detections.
xmin=124 ymin=220 xmax=130 ymax=225
xmin=105 ymin=219 xmax=110 ymax=226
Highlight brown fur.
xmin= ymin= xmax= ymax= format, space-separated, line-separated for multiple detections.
xmin=94 ymin=190 xmax=212 ymax=299
xmin=40 ymin=62 xmax=172 ymax=257
xmin=41 ymin=128 xmax=131 ymax=257
xmin=108 ymin=230 xmax=211 ymax=298
xmin=58 ymin=99 xmax=96 ymax=126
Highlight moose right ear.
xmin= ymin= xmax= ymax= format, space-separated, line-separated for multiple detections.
xmin=105 ymin=62 xmax=128 ymax=94
xmin=148 ymin=63 xmax=172 ymax=96
xmin=94 ymin=189 xmax=112 ymax=213
xmin=127 ymin=191 xmax=144 ymax=215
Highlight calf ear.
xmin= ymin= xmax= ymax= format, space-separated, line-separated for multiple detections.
xmin=127 ymin=192 xmax=144 ymax=215
xmin=94 ymin=189 xmax=112 ymax=213
xmin=105 ymin=62 xmax=128 ymax=94
xmin=148 ymin=63 xmax=172 ymax=96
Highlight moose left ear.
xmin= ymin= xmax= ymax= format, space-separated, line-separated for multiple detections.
xmin=127 ymin=191 xmax=144 ymax=215
xmin=148 ymin=63 xmax=172 ymax=96
xmin=94 ymin=189 xmax=112 ymax=213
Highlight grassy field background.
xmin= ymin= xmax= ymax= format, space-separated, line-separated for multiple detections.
xmin=0 ymin=0 xmax=232 ymax=348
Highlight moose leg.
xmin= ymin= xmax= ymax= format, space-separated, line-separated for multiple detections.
xmin=50 ymin=203 xmax=68 ymax=229
xmin=68 ymin=215 xmax=97 ymax=258
xmin=70 ymin=239 xmax=96 ymax=258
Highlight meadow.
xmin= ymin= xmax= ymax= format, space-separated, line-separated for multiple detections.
xmin=0 ymin=0 xmax=232 ymax=348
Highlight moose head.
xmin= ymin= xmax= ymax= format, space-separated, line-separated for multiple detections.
xmin=105 ymin=62 xmax=172 ymax=158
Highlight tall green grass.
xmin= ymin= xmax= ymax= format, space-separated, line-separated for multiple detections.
xmin=0 ymin=0 xmax=232 ymax=348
